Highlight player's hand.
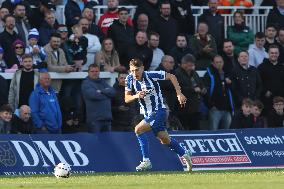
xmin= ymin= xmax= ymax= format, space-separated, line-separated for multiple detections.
xmin=136 ymin=91 xmax=146 ymax=99
xmin=177 ymin=93 xmax=187 ymax=108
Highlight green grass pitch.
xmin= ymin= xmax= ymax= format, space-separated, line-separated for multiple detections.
xmin=1 ymin=170 xmax=284 ymax=189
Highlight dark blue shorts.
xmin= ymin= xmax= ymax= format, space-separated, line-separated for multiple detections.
xmin=144 ymin=109 xmax=167 ymax=135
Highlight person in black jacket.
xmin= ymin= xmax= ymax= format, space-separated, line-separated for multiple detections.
xmin=258 ymin=45 xmax=284 ymax=114
xmin=231 ymin=51 xmax=262 ymax=108
xmin=175 ymin=54 xmax=206 ymax=130
xmin=11 ymin=105 xmax=34 ymax=134
xmin=203 ymin=55 xmax=234 ymax=130
xmin=267 ymin=96 xmax=284 ymax=128
xmin=231 ymin=98 xmax=254 ymax=129
xmin=0 ymin=15 xmax=20 ymax=68
xmin=0 ymin=75 xmax=8 ymax=107
xmin=155 ymin=55 xmax=177 ymax=113
xmin=153 ymin=1 xmax=179 ymax=54
xmin=221 ymin=39 xmax=238 ymax=76
xmin=108 ymin=7 xmax=135 ymax=67
xmin=170 ymin=0 xmax=195 ymax=36
xmin=169 ymin=33 xmax=194 ymax=67
xmin=112 ymin=72 xmax=139 ymax=131
xmin=266 ymin=0 xmax=284 ymax=29
xmin=127 ymin=31 xmax=153 ymax=70
xmin=199 ymin=0 xmax=224 ymax=51
xmin=64 ymin=0 xmax=84 ymax=33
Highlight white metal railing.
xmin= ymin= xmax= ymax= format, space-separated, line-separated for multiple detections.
xmin=56 ymin=5 xmax=272 ymax=35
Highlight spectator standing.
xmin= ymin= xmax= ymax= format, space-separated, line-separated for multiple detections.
xmin=189 ymin=22 xmax=217 ymax=70
xmin=266 ymin=0 xmax=284 ymax=29
xmin=57 ymin=24 xmax=73 ymax=65
xmin=0 ymin=7 xmax=9 ymax=33
xmin=95 ymin=38 xmax=125 ymax=72
xmin=39 ymin=11 xmax=57 ymax=46
xmin=258 ymin=45 xmax=284 ymax=114
xmin=107 ymin=7 xmax=134 ymax=67
xmin=199 ymin=0 xmax=224 ymax=51
xmin=148 ymin=32 xmax=164 ymax=71
xmin=44 ymin=32 xmax=74 ymax=92
xmin=79 ymin=17 xmax=101 ymax=71
xmin=267 ymin=96 xmax=284 ymax=127
xmin=81 ymin=64 xmax=116 ymax=133
xmin=248 ymin=32 xmax=268 ymax=68
xmin=231 ymin=98 xmax=254 ymax=129
xmin=231 ymin=51 xmax=262 ymax=108
xmin=134 ymin=13 xmax=149 ymax=34
xmin=64 ymin=0 xmax=84 ymax=33
xmin=14 ymin=2 xmax=30 ymax=45
xmin=82 ymin=6 xmax=104 ymax=41
xmin=0 ymin=15 xmax=20 ymax=68
xmin=221 ymin=39 xmax=237 ymax=75
xmin=29 ymin=72 xmax=62 ymax=134
xmin=153 ymin=1 xmax=179 ymax=54
xmin=112 ymin=72 xmax=138 ymax=131
xmin=25 ymin=28 xmax=46 ymax=67
xmin=278 ymin=27 xmax=284 ymax=63
xmin=0 ymin=104 xmax=12 ymax=133
xmin=0 ymin=75 xmax=8 ymax=106
xmin=170 ymin=0 xmax=194 ymax=36
xmin=133 ymin=0 xmax=160 ymax=32
xmin=13 ymin=39 xmax=25 ymax=67
xmin=11 ymin=105 xmax=34 ymax=134
xmin=98 ymin=0 xmax=132 ymax=36
xmin=8 ymin=54 xmax=39 ymax=111
xmin=264 ymin=24 xmax=279 ymax=52
xmin=227 ymin=11 xmax=254 ymax=55
xmin=203 ymin=55 xmax=234 ymax=130
xmin=175 ymin=54 xmax=206 ymax=130
xmin=170 ymin=33 xmax=193 ymax=67
xmin=126 ymin=31 xmax=153 ymax=71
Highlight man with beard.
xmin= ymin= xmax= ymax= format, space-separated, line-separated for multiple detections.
xmin=98 ymin=0 xmax=132 ymax=35
xmin=8 ymin=54 xmax=39 ymax=111
xmin=0 ymin=6 xmax=9 ymax=33
xmin=153 ymin=1 xmax=178 ymax=54
xmin=81 ymin=6 xmax=104 ymax=41
xmin=221 ymin=39 xmax=238 ymax=76
xmin=14 ymin=2 xmax=30 ymax=45
xmin=79 ymin=17 xmax=101 ymax=71
xmin=0 ymin=14 xmax=20 ymax=68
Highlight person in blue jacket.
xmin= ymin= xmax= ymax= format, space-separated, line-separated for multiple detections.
xmin=29 ymin=71 xmax=62 ymax=134
xmin=81 ymin=63 xmax=116 ymax=133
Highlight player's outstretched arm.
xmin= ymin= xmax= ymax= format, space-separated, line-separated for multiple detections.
xmin=125 ymin=91 xmax=145 ymax=103
xmin=165 ymin=73 xmax=187 ymax=108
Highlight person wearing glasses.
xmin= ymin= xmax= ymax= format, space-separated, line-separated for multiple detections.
xmin=125 ymin=58 xmax=193 ymax=172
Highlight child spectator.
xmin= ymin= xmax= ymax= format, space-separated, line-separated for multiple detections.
xmin=25 ymin=28 xmax=46 ymax=68
xmin=267 ymin=96 xmax=284 ymax=127
xmin=231 ymin=98 xmax=254 ymax=129
xmin=0 ymin=104 xmax=12 ymax=133
xmin=67 ymin=24 xmax=88 ymax=72
xmin=0 ymin=46 xmax=7 ymax=72
xmin=251 ymin=100 xmax=267 ymax=128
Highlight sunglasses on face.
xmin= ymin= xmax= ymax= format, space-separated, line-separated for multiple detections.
xmin=15 ymin=46 xmax=23 ymax=49
xmin=58 ymin=29 xmax=68 ymax=33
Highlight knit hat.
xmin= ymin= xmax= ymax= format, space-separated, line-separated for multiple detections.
xmin=0 ymin=46 xmax=3 ymax=54
xmin=12 ymin=39 xmax=25 ymax=49
xmin=28 ymin=28 xmax=39 ymax=40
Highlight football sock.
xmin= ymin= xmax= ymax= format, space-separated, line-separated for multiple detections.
xmin=169 ymin=138 xmax=185 ymax=156
xmin=136 ymin=133 xmax=149 ymax=161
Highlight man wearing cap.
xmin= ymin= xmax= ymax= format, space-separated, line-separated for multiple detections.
xmin=98 ymin=0 xmax=132 ymax=35
xmin=25 ymin=28 xmax=46 ymax=66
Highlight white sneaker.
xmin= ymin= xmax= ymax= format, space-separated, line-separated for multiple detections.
xmin=182 ymin=151 xmax=193 ymax=172
xmin=136 ymin=159 xmax=152 ymax=171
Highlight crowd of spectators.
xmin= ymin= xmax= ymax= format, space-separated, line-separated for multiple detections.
xmin=0 ymin=0 xmax=283 ymax=134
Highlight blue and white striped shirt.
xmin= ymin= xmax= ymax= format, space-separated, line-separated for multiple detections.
xmin=125 ymin=71 xmax=166 ymax=118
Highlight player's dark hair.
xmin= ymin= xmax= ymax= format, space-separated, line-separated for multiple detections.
xmin=129 ymin=58 xmax=143 ymax=67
